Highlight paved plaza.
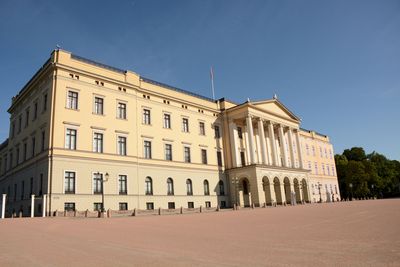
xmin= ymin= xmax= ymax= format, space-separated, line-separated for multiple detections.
xmin=0 ymin=199 xmax=399 ymax=266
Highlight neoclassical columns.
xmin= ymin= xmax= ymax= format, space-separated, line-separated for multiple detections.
xmin=268 ymin=122 xmax=278 ymax=166
xmin=229 ymin=121 xmax=240 ymax=167
xmin=295 ymin=130 xmax=304 ymax=169
xmin=246 ymin=114 xmax=256 ymax=164
xmin=288 ymin=128 xmax=296 ymax=168
xmin=257 ymin=118 xmax=268 ymax=165
xmin=278 ymin=125 xmax=289 ymax=167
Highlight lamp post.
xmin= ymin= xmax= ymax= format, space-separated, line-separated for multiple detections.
xmin=349 ymin=183 xmax=353 ymax=201
xmin=317 ymin=182 xmax=322 ymax=203
xmin=371 ymin=184 xmax=375 ymax=199
xmin=96 ymin=172 xmax=109 ymax=213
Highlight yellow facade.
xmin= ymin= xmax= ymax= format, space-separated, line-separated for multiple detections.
xmin=0 ymin=49 xmax=340 ymax=216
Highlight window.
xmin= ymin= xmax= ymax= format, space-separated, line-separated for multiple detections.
xmin=314 ymin=162 xmax=318 ymax=175
xmin=31 ymin=137 xmax=36 ymax=157
xmin=94 ymin=97 xmax=104 ymax=115
xmin=43 ymin=94 xmax=48 ymax=112
xmin=146 ymin=202 xmax=154 ymax=210
xmin=41 ymin=131 xmax=45 ymax=152
xmin=186 ymin=179 xmax=193 ymax=195
xmin=119 ymin=203 xmax=128 ymax=211
xmin=64 ymin=171 xmax=75 ymax=194
xmin=16 ymin=146 xmax=20 ymax=164
xmin=184 ymin=147 xmax=191 ymax=163
xmin=332 ymin=166 xmax=335 ymax=176
xmin=163 ymin=113 xmax=171 ymax=129
xmin=143 ymin=109 xmax=151 ymax=124
xmin=220 ymin=201 xmax=226 ymax=208
xmin=327 ymin=165 xmax=331 ymax=176
xmin=188 ymin=202 xmax=194 ymax=209
xmin=145 ymin=177 xmax=153 ymax=195
xmin=167 ymin=178 xmax=174 ymax=195
xmin=214 ymin=125 xmax=220 ymax=138
xmin=25 ymin=109 xmax=30 ymax=128
xmin=237 ymin=127 xmax=243 ymax=139
xmin=219 ymin=180 xmax=225 ymax=195
xmin=312 ymin=184 xmax=315 ymax=195
xmin=118 ymin=136 xmax=127 ymax=156
xmin=65 ymin=129 xmax=77 ymax=150
xmin=39 ymin=173 xmax=43 ymax=196
xmin=11 ymin=122 xmax=15 ymax=138
xmin=21 ymin=181 xmax=24 ymax=200
xmin=201 ymin=149 xmax=207 ymax=164
xmin=94 ymin=203 xmax=103 ymax=212
xmin=308 ymin=161 xmax=312 ymax=170
xmin=306 ymin=144 xmax=309 ymax=155
xmin=240 ymin=151 xmax=246 ymax=166
xmin=205 ymin=201 xmax=211 ymax=208
xmin=23 ymin=142 xmax=27 ymax=161
xmin=93 ymin=133 xmax=103 ymax=153
xmin=14 ymin=184 xmax=17 ymax=201
xmin=217 ymin=151 xmax=223 ymax=167
xmin=165 ymin=144 xmax=172 ymax=161
xmin=319 ymin=146 xmax=323 ymax=157
xmin=204 ymin=180 xmax=210 ymax=195
xmin=30 ymin=177 xmax=33 ymax=195
xmin=18 ymin=115 xmax=22 ymax=133
xmin=144 ymin=141 xmax=152 ymax=159
xmin=199 ymin=122 xmax=205 ymax=135
xmin=67 ymin=91 xmax=78 ymax=109
xmin=322 ymin=163 xmax=325 ymax=175
xmin=93 ymin=173 xmax=103 ymax=194
xmin=168 ymin=202 xmax=175 ymax=209
xmin=182 ymin=118 xmax=189 ymax=132
xmin=324 ymin=148 xmax=328 ymax=158
xmin=64 ymin=203 xmax=75 ymax=211
xmin=312 ymin=146 xmax=316 ymax=156
xmin=117 ymin=102 xmax=126 ymax=119
xmin=118 ymin=175 xmax=127 ymax=195
xmin=33 ymin=102 xmax=38 ymax=120
xmin=335 ymin=185 xmax=338 ymax=194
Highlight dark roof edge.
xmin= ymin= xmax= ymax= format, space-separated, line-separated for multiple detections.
xmin=300 ymin=128 xmax=328 ymax=138
xmin=0 ymin=139 xmax=9 ymax=151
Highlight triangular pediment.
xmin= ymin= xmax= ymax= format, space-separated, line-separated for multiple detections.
xmin=251 ymin=99 xmax=300 ymax=121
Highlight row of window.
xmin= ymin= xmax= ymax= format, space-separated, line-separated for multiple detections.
xmin=305 ymin=143 xmax=333 ymax=159
xmin=0 ymin=131 xmax=46 ymax=174
xmin=307 ymin=161 xmax=336 ymax=176
xmin=10 ymin=93 xmax=48 ymax=139
xmin=67 ymin=90 xmax=221 ymax=137
xmin=64 ymin=200 xmax=227 ymax=212
xmin=2 ymin=174 xmax=44 ymax=201
xmin=65 ymin=128 xmax=223 ymax=166
xmin=64 ymin=172 xmax=225 ymax=196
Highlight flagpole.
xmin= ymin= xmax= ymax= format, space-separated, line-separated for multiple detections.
xmin=210 ymin=66 xmax=215 ymax=100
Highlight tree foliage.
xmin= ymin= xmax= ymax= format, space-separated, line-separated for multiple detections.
xmin=335 ymin=148 xmax=400 ymax=199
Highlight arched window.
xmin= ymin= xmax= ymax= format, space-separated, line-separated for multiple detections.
xmin=186 ymin=179 xmax=193 ymax=195
xmin=167 ymin=178 xmax=174 ymax=195
xmin=219 ymin=180 xmax=225 ymax=195
xmin=203 ymin=180 xmax=209 ymax=195
xmin=145 ymin=177 xmax=153 ymax=195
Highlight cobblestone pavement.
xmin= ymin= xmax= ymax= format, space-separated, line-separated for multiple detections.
xmin=0 ymin=199 xmax=399 ymax=266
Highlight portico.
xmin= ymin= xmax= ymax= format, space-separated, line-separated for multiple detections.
xmin=223 ymin=98 xmax=311 ymax=207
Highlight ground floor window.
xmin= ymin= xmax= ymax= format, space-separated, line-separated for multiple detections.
xmin=168 ymin=202 xmax=175 ymax=209
xmin=146 ymin=202 xmax=154 ymax=210
xmin=94 ymin=203 xmax=103 ymax=211
xmin=220 ymin=201 xmax=226 ymax=208
xmin=119 ymin=202 xmax=128 ymax=210
xmin=64 ymin=202 xmax=75 ymax=211
xmin=205 ymin=201 xmax=211 ymax=208
xmin=188 ymin=202 xmax=194 ymax=209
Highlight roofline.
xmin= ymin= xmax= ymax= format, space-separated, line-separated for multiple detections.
xmin=0 ymin=138 xmax=9 ymax=151
xmin=300 ymin=127 xmax=328 ymax=138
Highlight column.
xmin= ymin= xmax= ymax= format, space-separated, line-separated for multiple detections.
xmin=268 ymin=122 xmax=278 ymax=166
xmin=1 ymin=194 xmax=6 ymax=219
xmin=42 ymin=194 xmax=47 ymax=217
xmin=278 ymin=125 xmax=289 ymax=167
xmin=280 ymin=183 xmax=286 ymax=204
xmin=257 ymin=118 xmax=268 ymax=164
xmin=229 ymin=121 xmax=240 ymax=167
xmin=31 ymin=194 xmax=35 ymax=218
xmin=246 ymin=115 xmax=256 ymax=164
xmin=288 ymin=128 xmax=296 ymax=168
xmin=270 ymin=183 xmax=276 ymax=204
xmin=295 ymin=130 xmax=304 ymax=169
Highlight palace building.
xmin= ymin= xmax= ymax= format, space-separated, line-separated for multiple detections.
xmin=0 ymin=49 xmax=340 ymax=216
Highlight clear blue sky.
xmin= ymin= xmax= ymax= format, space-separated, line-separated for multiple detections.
xmin=0 ymin=0 xmax=399 ymax=159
